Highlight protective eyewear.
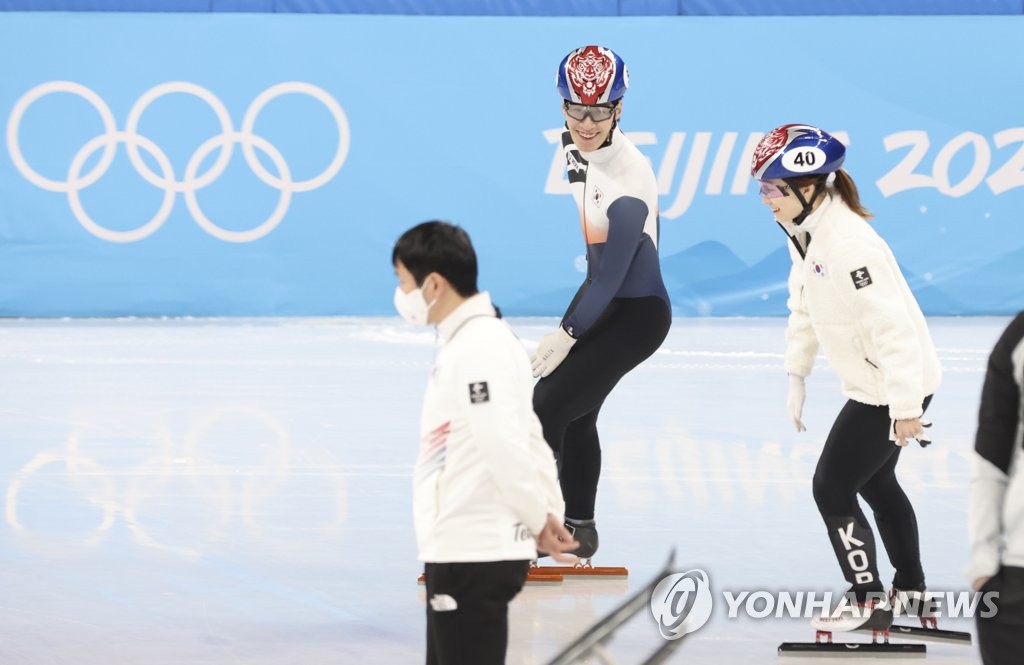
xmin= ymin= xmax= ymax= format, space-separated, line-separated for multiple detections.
xmin=563 ymin=101 xmax=618 ymax=122
xmin=758 ymin=181 xmax=791 ymax=199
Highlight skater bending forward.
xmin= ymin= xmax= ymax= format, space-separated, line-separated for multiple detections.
xmin=530 ymin=45 xmax=671 ymax=561
xmin=751 ymin=124 xmax=942 ymax=632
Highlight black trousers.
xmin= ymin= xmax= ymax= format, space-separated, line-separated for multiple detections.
xmin=424 ymin=559 xmax=530 ymax=665
xmin=977 ymin=566 xmax=1024 ymax=665
xmin=532 ymin=296 xmax=671 ymax=519
xmin=812 ymin=396 xmax=932 ymax=598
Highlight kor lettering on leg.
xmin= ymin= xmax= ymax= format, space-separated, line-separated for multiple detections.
xmin=836 ymin=521 xmax=874 ymax=585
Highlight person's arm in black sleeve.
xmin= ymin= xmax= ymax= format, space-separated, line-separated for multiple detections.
xmin=561 ymin=196 xmax=647 ymax=337
xmin=968 ymin=311 xmax=1024 ymax=587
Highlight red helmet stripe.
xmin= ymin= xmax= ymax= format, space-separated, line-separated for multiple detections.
xmin=566 ymin=46 xmax=616 ymax=105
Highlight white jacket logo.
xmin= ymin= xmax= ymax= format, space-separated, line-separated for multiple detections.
xmin=468 ymin=382 xmax=490 ymax=404
xmin=851 ymin=267 xmax=873 ymax=289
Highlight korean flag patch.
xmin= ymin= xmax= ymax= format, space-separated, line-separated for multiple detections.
xmin=469 ymin=382 xmax=490 ymax=404
xmin=850 ymin=267 xmax=873 ymax=289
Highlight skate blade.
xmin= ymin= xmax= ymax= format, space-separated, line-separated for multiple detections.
xmin=861 ymin=624 xmax=972 ymax=645
xmin=417 ymin=571 xmax=564 ymax=585
xmin=530 ymin=565 xmax=628 ymax=578
xmin=524 ymin=571 xmax=564 ymax=584
xmin=778 ymin=642 xmax=926 ymax=657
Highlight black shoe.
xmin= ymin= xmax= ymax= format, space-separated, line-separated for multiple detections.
xmin=564 ymin=519 xmax=599 ymax=559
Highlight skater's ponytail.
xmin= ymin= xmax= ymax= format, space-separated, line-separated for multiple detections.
xmin=784 ymin=169 xmax=873 ymax=221
xmin=831 ymin=169 xmax=872 ymax=220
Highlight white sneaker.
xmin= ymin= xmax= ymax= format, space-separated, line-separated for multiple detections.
xmin=811 ymin=596 xmax=894 ymax=633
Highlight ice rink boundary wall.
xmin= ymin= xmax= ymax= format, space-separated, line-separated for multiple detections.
xmin=1 ymin=0 xmax=1022 ymax=15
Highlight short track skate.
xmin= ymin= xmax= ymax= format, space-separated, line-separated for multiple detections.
xmin=879 ymin=617 xmax=972 ymax=645
xmin=531 ymin=519 xmax=628 ymax=579
xmin=779 ymin=628 xmax=926 ymax=657
xmin=416 ymin=569 xmax=564 ymax=585
xmin=780 ymin=598 xmax=926 ymax=657
xmin=870 ymin=588 xmax=972 ymax=644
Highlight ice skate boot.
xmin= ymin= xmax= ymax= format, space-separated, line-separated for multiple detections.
xmin=890 ymin=584 xmax=932 ymax=619
xmin=563 ymin=518 xmax=599 ymax=563
xmin=531 ymin=518 xmax=627 ymax=579
xmin=533 ymin=518 xmax=598 ymax=561
xmin=780 ymin=595 xmax=924 ymax=656
xmin=811 ymin=594 xmax=893 ymax=633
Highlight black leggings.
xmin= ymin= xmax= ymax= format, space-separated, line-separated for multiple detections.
xmin=532 ymin=296 xmax=671 ymax=520
xmin=813 ymin=396 xmax=932 ymax=598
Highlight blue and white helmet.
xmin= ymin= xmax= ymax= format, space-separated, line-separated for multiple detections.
xmin=556 ymin=45 xmax=629 ymax=105
xmin=750 ymin=124 xmax=846 ymax=181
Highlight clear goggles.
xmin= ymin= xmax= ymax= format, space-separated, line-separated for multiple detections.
xmin=563 ymin=100 xmax=618 ymax=122
xmin=758 ymin=181 xmax=791 ymax=199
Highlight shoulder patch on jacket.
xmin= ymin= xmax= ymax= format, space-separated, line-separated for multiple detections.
xmin=850 ymin=267 xmax=873 ymax=289
xmin=468 ymin=382 xmax=490 ymax=404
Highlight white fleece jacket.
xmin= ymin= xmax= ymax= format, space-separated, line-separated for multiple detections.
xmin=782 ymin=193 xmax=941 ymax=420
xmin=413 ymin=292 xmax=564 ymax=563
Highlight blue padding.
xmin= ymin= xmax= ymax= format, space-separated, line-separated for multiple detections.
xmin=0 ymin=0 xmax=211 ymax=9
xmin=0 ymin=0 xmax=1022 ymax=13
xmin=212 ymin=0 xmax=273 ymax=11
xmin=620 ymin=0 xmax=680 ymax=15
xmin=680 ymin=0 xmax=1023 ymax=15
xmin=9 ymin=0 xmax=624 ymax=12
xmin=273 ymin=0 xmax=619 ymax=15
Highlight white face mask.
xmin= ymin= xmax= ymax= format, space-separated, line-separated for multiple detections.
xmin=393 ymin=278 xmax=436 ymax=325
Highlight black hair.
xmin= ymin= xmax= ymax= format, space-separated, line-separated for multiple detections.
xmin=391 ymin=221 xmax=479 ymax=297
xmin=785 ymin=169 xmax=872 ymax=221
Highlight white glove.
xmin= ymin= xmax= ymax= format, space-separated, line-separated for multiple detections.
xmin=787 ymin=374 xmax=807 ymax=432
xmin=531 ymin=327 xmax=577 ymax=378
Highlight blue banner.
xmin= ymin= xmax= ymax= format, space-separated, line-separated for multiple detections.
xmin=1 ymin=13 xmax=1022 ymax=316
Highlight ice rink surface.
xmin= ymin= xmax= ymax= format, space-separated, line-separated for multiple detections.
xmin=0 ymin=315 xmax=1008 ymax=664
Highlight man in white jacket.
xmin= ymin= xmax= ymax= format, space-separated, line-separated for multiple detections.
xmin=751 ymin=125 xmax=941 ymax=634
xmin=970 ymin=311 xmax=1024 ymax=664
xmin=392 ymin=221 xmax=576 ymax=665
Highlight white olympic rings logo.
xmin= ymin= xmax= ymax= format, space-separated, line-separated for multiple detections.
xmin=6 ymin=80 xmax=350 ymax=243
xmin=5 ymin=408 xmax=348 ymax=559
